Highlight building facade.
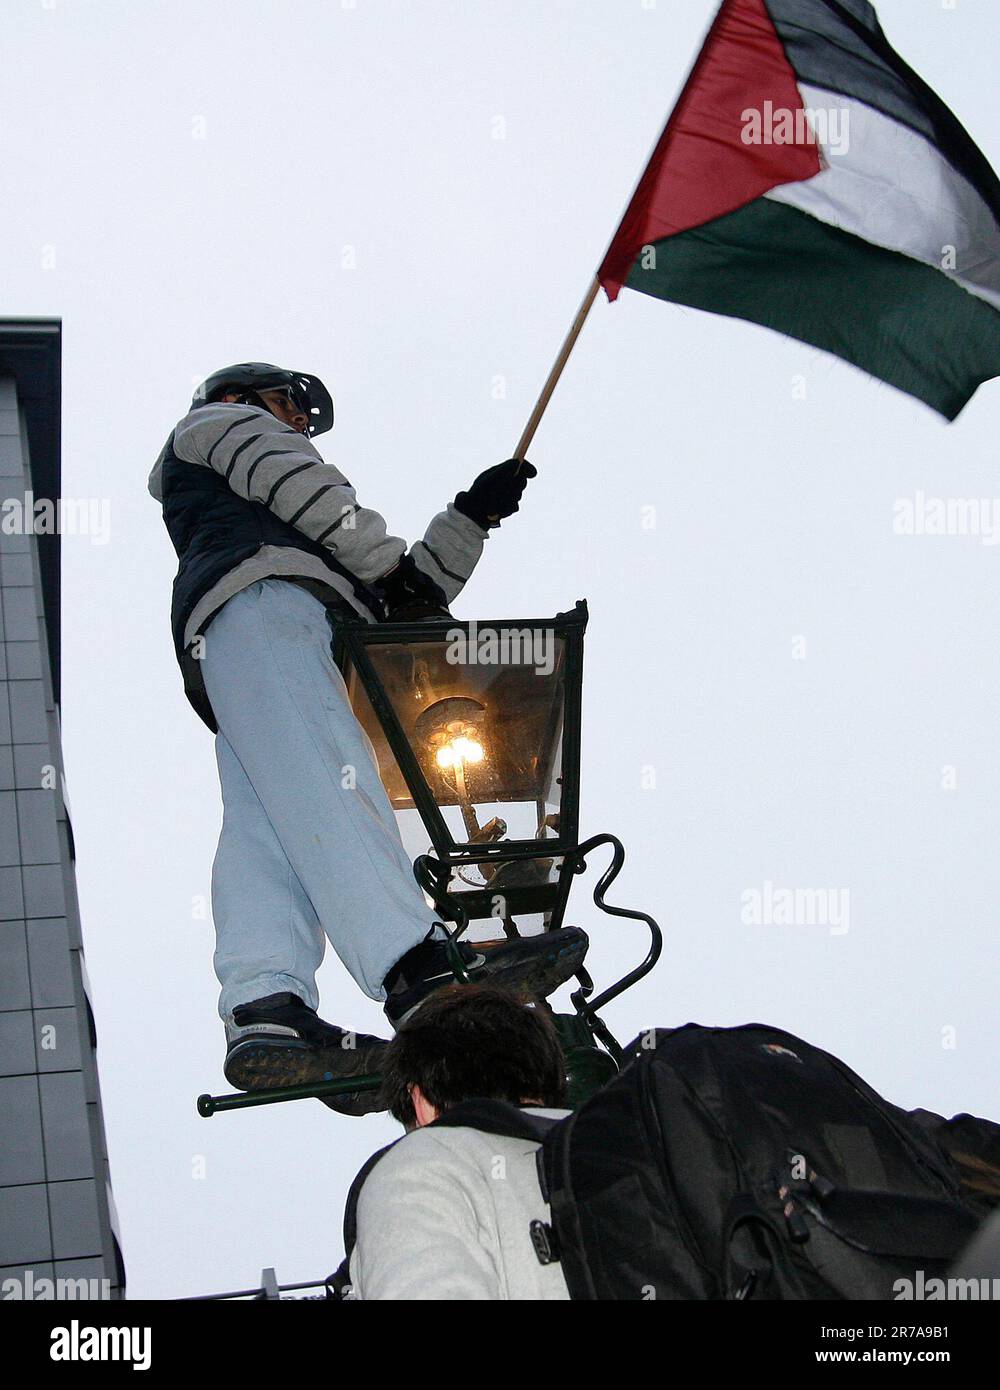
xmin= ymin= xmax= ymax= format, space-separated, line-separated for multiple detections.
xmin=0 ymin=320 xmax=124 ymax=1299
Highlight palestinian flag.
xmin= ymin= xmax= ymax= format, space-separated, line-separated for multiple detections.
xmin=599 ymin=0 xmax=1000 ymax=419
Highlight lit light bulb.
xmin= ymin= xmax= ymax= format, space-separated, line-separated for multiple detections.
xmin=457 ymin=737 xmax=484 ymax=763
xmin=435 ymin=736 xmax=485 ymax=768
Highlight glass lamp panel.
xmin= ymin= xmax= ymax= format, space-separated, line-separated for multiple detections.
xmin=390 ymin=803 xmax=562 ymax=938
xmin=349 ymin=631 xmax=569 ymax=848
xmin=341 ymin=661 xmax=411 ymax=808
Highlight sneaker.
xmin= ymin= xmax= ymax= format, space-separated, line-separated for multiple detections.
xmin=224 ymin=993 xmax=388 ymax=1110
xmin=383 ymin=926 xmax=589 ymax=1029
xmin=316 ymin=1083 xmax=386 ymax=1119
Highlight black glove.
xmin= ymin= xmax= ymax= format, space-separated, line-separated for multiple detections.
xmin=377 ymin=553 xmax=452 ymax=622
xmin=454 ymin=458 xmax=537 ymax=530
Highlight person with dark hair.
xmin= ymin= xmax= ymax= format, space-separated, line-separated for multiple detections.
xmin=347 ymin=984 xmax=572 ymax=1299
xmin=379 ymin=981 xmax=568 ymax=1127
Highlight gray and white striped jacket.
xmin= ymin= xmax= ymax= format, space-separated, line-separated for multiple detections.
xmin=148 ymin=401 xmax=489 ymax=729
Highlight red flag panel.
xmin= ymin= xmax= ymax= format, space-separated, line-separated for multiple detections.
xmin=599 ymin=0 xmax=822 ymax=300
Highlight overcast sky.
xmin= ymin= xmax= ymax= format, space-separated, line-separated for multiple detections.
xmin=3 ymin=0 xmax=998 ymax=1298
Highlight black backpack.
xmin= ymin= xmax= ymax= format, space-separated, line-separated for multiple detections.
xmin=339 ymin=1023 xmax=991 ymax=1300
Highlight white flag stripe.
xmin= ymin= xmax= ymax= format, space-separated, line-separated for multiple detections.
xmin=765 ymin=83 xmax=1000 ymax=312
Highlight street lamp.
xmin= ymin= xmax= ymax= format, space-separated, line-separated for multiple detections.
xmin=198 ymin=601 xmax=661 ymax=1118
xmin=333 ymin=605 xmax=587 ymax=939
xmin=333 ymin=601 xmax=661 ymax=1101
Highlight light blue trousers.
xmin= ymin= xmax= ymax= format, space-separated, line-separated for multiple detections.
xmin=200 ymin=578 xmax=436 ymax=1018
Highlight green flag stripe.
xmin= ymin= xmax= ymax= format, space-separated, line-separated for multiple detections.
xmin=626 ymin=199 xmax=1000 ymax=419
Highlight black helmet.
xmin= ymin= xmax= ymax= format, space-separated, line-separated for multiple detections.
xmin=192 ymin=362 xmax=335 ymax=436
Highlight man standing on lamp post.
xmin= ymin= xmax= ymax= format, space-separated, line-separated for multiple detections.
xmin=148 ymin=362 xmax=589 ymax=1110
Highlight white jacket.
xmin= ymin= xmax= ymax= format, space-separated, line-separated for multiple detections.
xmin=350 ymin=1112 xmax=572 ymax=1301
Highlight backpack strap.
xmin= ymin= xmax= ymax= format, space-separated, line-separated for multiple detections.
xmin=723 ymin=1192 xmax=789 ymax=1300
xmin=339 ymin=1138 xmax=402 ymax=1280
xmin=795 ymin=1188 xmax=979 ymax=1260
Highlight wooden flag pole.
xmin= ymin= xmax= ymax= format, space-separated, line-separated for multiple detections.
xmin=512 ymin=274 xmax=602 ymax=464
xmin=508 ymin=6 xmax=728 ymax=469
